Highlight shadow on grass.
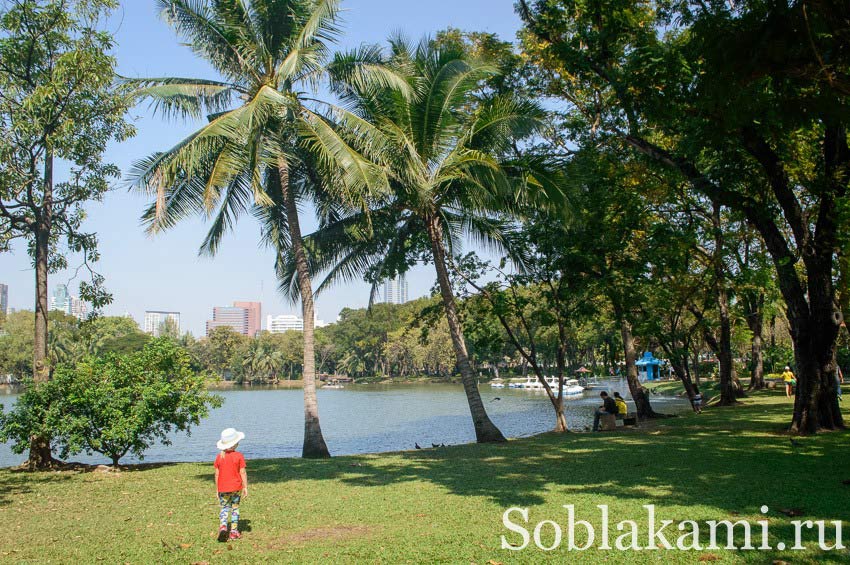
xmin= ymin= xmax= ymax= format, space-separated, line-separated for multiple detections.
xmin=0 ymin=470 xmax=74 ymax=505
xmin=202 ymin=392 xmax=850 ymax=560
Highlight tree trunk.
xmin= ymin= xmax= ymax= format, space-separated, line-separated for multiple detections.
xmin=839 ymin=250 xmax=850 ymax=328
xmin=425 ymin=214 xmax=505 ymax=442
xmin=660 ymin=341 xmax=697 ymax=406
xmin=692 ymin=349 xmax=700 ymax=386
xmin=709 ymin=200 xmax=743 ymax=405
xmin=28 ymin=152 xmax=56 ymax=470
xmin=788 ymin=298 xmax=844 ymax=434
xmin=279 ymin=159 xmax=330 ymax=458
xmin=33 ymin=226 xmax=49 ymax=383
xmin=715 ymin=292 xmax=742 ymax=405
xmin=615 ymin=309 xmax=657 ymax=420
xmin=746 ymin=293 xmax=766 ymax=390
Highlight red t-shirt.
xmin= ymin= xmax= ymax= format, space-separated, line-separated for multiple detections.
xmin=214 ymin=451 xmax=246 ymax=493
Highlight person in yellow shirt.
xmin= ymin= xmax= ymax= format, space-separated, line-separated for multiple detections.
xmin=781 ymin=366 xmax=796 ymax=398
xmin=613 ymin=392 xmax=628 ymax=418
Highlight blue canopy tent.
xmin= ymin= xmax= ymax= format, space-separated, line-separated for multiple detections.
xmin=636 ymin=352 xmax=663 ymax=382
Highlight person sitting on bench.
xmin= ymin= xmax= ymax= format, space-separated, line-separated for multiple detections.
xmin=593 ymin=391 xmax=618 ymax=431
xmin=613 ymin=392 xmax=628 ymax=420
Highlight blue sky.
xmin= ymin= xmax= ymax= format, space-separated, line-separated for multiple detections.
xmin=0 ymin=0 xmax=523 ymax=336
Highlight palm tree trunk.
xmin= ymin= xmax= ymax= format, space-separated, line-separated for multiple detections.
xmin=279 ymin=158 xmax=330 ymax=458
xmin=29 ymin=152 xmax=56 ymax=470
xmin=425 ymin=214 xmax=505 ymax=443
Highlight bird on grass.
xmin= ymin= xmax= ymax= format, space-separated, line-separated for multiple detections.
xmin=414 ymin=443 xmax=422 ymax=450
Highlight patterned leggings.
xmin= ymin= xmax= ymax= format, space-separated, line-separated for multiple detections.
xmin=218 ymin=492 xmax=241 ymax=529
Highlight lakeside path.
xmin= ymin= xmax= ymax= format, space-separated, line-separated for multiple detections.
xmin=1 ymin=390 xmax=847 ymax=563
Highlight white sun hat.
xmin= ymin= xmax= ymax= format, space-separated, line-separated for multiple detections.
xmin=216 ymin=428 xmax=245 ymax=450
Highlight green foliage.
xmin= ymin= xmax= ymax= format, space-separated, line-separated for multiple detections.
xmin=277 ymin=35 xmax=563 ymax=300
xmin=0 ymin=0 xmax=134 ymax=304
xmin=0 ymin=339 xmax=222 ymax=465
xmin=127 ymin=0 xmax=405 ymax=255
xmin=201 ymin=326 xmax=249 ymax=378
xmin=0 ymin=310 xmax=36 ymax=379
xmin=319 ymin=298 xmax=455 ymax=379
xmin=0 ymin=311 xmax=152 ymax=379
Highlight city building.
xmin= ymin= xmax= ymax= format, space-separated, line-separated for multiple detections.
xmin=266 ymin=313 xmax=327 ymax=333
xmin=266 ymin=314 xmax=303 ymax=333
xmin=206 ymin=306 xmax=249 ymax=336
xmin=233 ymin=301 xmax=262 ymax=337
xmin=49 ymin=284 xmax=72 ymax=314
xmin=48 ymin=285 xmax=88 ymax=320
xmin=144 ymin=311 xmax=181 ymax=337
xmin=0 ymin=283 xmax=7 ymax=316
xmin=383 ymin=275 xmax=409 ymax=305
xmin=69 ymin=297 xmax=88 ymax=321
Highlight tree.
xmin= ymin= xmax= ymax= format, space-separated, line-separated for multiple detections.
xmin=127 ymin=0 xmax=406 ymax=458
xmin=282 ymin=37 xmax=563 ymax=442
xmin=205 ymin=326 xmax=247 ymax=379
xmin=453 ymin=251 xmax=588 ymax=432
xmin=0 ymin=310 xmax=35 ymax=380
xmin=519 ymin=0 xmax=849 ymax=433
xmin=0 ymin=338 xmax=221 ymax=467
xmin=0 ymin=0 xmax=133 ymax=467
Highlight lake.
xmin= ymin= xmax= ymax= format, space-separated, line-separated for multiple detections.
xmin=0 ymin=380 xmax=690 ymax=468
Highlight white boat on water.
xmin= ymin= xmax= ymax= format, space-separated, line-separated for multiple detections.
xmin=563 ymin=379 xmax=585 ymax=396
xmin=490 ymin=381 xmax=506 ymax=388
xmin=517 ymin=376 xmax=585 ymax=396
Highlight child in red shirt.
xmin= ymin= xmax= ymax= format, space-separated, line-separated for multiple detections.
xmin=214 ymin=428 xmax=248 ymax=541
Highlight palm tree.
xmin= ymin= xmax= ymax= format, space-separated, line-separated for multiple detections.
xmin=126 ymin=0 xmax=406 ymax=458
xmin=243 ymin=340 xmax=284 ymax=383
xmin=281 ymin=38 xmax=561 ymax=443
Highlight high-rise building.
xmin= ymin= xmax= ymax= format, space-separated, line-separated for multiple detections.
xmin=49 ymin=284 xmax=72 ymax=314
xmin=69 ymin=297 xmax=88 ymax=321
xmin=206 ymin=306 xmax=249 ymax=336
xmin=49 ymin=285 xmax=87 ymax=320
xmin=383 ymin=275 xmax=409 ymax=305
xmin=266 ymin=314 xmax=303 ymax=333
xmin=144 ymin=311 xmax=181 ymax=337
xmin=266 ymin=313 xmax=327 ymax=333
xmin=233 ymin=301 xmax=262 ymax=337
xmin=0 ymin=283 xmax=8 ymax=316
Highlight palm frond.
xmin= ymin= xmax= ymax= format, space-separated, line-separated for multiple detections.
xmin=156 ymin=0 xmax=260 ymax=82
xmin=121 ymin=76 xmax=240 ymax=121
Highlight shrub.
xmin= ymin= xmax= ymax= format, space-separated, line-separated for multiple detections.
xmin=0 ymin=339 xmax=222 ymax=466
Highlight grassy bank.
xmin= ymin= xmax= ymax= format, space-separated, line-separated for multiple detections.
xmin=1 ymin=389 xmax=847 ymax=563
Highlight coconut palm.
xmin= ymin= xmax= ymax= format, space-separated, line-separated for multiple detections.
xmin=242 ymin=340 xmax=283 ymax=382
xmin=280 ymin=38 xmax=562 ymax=443
xmin=126 ymin=0 xmax=407 ymax=458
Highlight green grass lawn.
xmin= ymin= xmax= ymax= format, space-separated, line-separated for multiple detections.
xmin=1 ymin=389 xmax=848 ymax=563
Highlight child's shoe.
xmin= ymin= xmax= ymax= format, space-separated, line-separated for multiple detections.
xmin=229 ymin=529 xmax=242 ymax=540
xmin=217 ymin=525 xmax=229 ymax=542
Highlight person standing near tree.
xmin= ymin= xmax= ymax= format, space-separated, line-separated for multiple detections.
xmin=691 ymin=386 xmax=703 ymax=414
xmin=782 ymin=366 xmax=796 ymax=398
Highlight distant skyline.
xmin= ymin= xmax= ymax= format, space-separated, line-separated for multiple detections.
xmin=0 ymin=1 xmax=522 ymax=336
